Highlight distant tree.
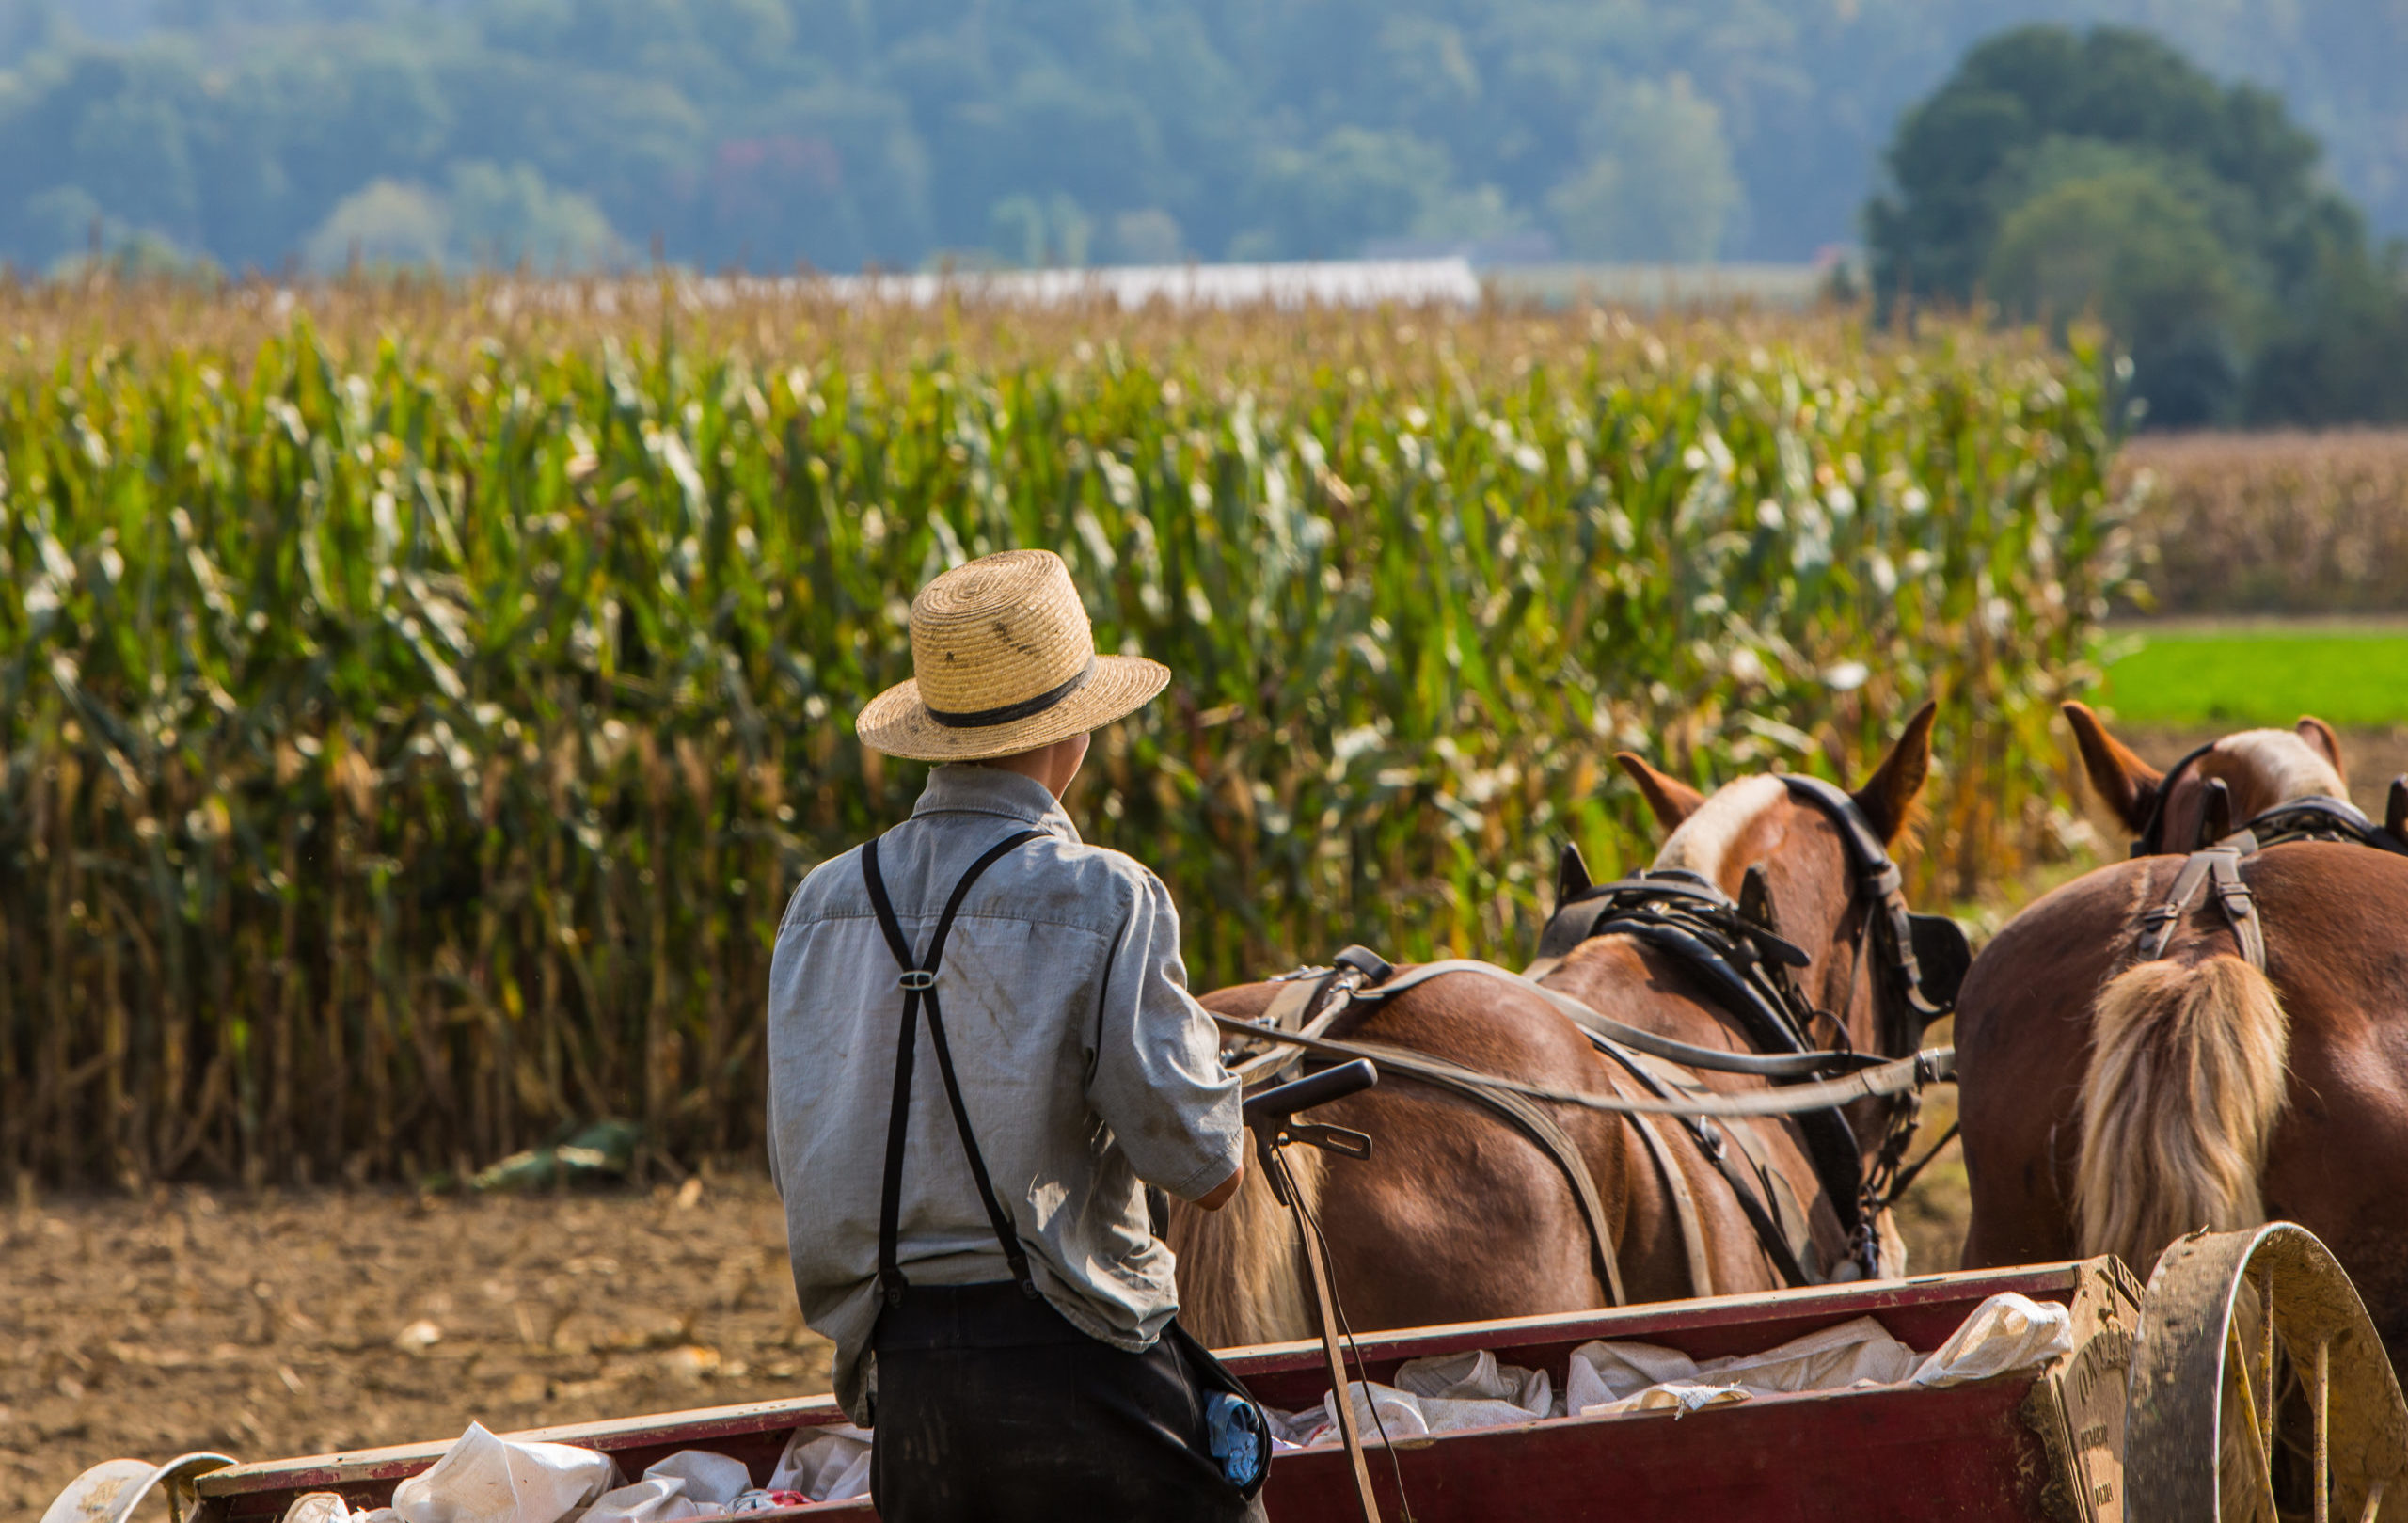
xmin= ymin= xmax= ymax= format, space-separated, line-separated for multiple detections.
xmin=1871 ymin=24 xmax=2403 ymax=426
xmin=1101 ymin=208 xmax=1185 ymax=264
xmin=1238 ymin=127 xmax=1454 ymax=260
xmin=303 ymin=180 xmax=449 ymax=271
xmin=1984 ymin=167 xmax=2245 ymax=426
xmin=447 ymin=161 xmax=621 ymax=270
xmin=1547 ymin=75 xmax=1740 ymax=262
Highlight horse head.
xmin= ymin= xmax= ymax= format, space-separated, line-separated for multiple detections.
xmin=1602 ymin=700 xmax=1941 ymax=1057
xmin=2063 ymin=702 xmax=2348 ymax=855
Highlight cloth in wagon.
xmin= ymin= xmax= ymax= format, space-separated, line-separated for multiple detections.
xmin=765 ymin=763 xmax=1244 ymax=1424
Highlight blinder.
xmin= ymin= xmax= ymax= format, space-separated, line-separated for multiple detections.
xmin=2129 ymin=740 xmax=2219 ymax=857
xmin=1776 ymin=773 xmax=1960 ymax=1031
xmin=1906 ymin=912 xmax=1971 ymax=1014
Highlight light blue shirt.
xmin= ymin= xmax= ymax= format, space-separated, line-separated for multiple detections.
xmin=767 ymin=765 xmax=1244 ymax=1423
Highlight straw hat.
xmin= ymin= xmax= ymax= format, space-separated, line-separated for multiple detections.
xmin=856 ymin=549 xmax=1169 ymax=762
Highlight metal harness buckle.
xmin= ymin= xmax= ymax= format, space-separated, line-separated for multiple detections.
xmin=897 ymin=970 xmax=937 ymax=991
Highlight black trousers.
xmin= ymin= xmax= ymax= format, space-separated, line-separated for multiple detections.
xmin=869 ymin=1282 xmax=1266 ymax=1523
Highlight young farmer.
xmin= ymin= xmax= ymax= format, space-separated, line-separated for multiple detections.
xmin=768 ymin=548 xmax=1266 ymax=1521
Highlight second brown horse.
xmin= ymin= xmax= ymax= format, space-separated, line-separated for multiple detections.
xmin=1956 ymin=703 xmax=2408 ymax=1366
xmin=1171 ymin=704 xmax=1947 ymax=1347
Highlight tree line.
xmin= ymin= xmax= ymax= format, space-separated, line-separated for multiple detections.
xmin=2 ymin=2 xmax=2406 ymax=423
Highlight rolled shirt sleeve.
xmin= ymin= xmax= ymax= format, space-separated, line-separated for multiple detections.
xmin=1086 ymin=868 xmax=1245 ymax=1200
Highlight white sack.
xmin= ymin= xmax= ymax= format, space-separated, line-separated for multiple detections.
xmin=579 ymin=1479 xmax=706 ymax=1523
xmin=1568 ymin=1317 xmax=1918 ymax=1416
xmin=1266 ymin=1405 xmax=1331 ymax=1449
xmin=1701 ymin=1316 xmax=1921 ymax=1395
xmin=283 ymin=1495 xmax=353 ymax=1523
xmin=1322 ymin=1378 xmax=1541 ymax=1439
xmin=1910 ymin=1293 xmax=2072 ymax=1388
xmin=1391 ymin=1350 xmax=1552 ymax=1417
xmin=389 ymin=1423 xmax=620 ymax=1523
xmin=640 ymin=1453 xmax=751 ymax=1509
xmin=1584 ymin=1381 xmax=1751 ymax=1417
xmin=1565 ymin=1341 xmax=1704 ymax=1413
xmin=768 ymin=1424 xmax=873 ymax=1503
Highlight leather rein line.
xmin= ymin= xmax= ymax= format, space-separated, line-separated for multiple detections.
xmin=1212 ymin=1008 xmax=1955 ymax=1119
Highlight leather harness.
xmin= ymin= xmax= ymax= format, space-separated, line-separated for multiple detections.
xmin=1219 ymin=775 xmax=1969 ymax=1302
xmin=2130 ymin=776 xmax=2408 ymax=971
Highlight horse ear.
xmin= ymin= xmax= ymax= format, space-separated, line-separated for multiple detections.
xmin=1851 ymin=699 xmax=1938 ymax=845
xmin=2296 ymin=715 xmax=2345 ymax=780
xmin=1615 ymin=753 xmax=1706 ymax=832
xmin=1557 ymin=843 xmax=1592 ymax=902
xmin=2063 ymin=701 xmax=2162 ymax=833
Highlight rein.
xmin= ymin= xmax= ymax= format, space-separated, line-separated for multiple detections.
xmin=1211 ymin=1008 xmax=1954 ymax=1118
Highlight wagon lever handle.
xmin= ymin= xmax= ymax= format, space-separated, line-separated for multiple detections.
xmin=1244 ymin=1057 xmax=1378 ymax=1126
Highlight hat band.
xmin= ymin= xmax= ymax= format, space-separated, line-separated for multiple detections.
xmin=926 ymin=658 xmax=1097 ymax=729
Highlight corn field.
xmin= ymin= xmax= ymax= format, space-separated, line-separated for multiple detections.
xmin=2116 ymin=428 xmax=2408 ymax=613
xmin=0 ymin=278 xmax=2131 ymax=1187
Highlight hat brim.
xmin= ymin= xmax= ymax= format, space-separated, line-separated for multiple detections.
xmin=856 ymin=655 xmax=1171 ymax=762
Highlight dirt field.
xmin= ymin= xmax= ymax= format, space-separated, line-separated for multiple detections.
xmin=0 ymin=1177 xmax=831 ymax=1518
xmin=5 ymin=1142 xmax=1982 ymax=1520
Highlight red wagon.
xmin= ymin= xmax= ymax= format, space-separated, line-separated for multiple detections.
xmin=49 ymin=1222 xmax=2406 ymax=1523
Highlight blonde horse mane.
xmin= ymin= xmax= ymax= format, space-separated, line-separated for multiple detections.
xmin=2074 ymin=954 xmax=2289 ymax=1272
xmin=1653 ymin=774 xmax=1788 ymax=883
xmin=1165 ymin=1143 xmax=1323 ymax=1349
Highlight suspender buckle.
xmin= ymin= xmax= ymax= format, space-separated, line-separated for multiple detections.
xmin=896 ymin=969 xmax=937 ymax=991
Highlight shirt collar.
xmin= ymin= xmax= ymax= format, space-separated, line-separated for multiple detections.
xmin=911 ymin=764 xmax=1083 ymax=843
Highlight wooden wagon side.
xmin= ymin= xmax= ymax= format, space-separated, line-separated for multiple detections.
xmin=1224 ymin=1258 xmax=2141 ymax=1523
xmin=177 ymin=1258 xmax=2139 ymax=1523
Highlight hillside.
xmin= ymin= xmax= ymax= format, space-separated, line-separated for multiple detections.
xmin=1 ymin=0 xmax=2404 ymax=276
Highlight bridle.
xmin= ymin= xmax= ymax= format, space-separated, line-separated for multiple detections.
xmin=2131 ymin=742 xmax=2408 ymax=859
xmin=1527 ymin=774 xmax=1968 ymax=1278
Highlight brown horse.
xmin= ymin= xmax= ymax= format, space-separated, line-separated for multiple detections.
xmin=1171 ymin=705 xmax=1948 ymax=1348
xmin=1956 ymin=704 xmax=2408 ymax=1361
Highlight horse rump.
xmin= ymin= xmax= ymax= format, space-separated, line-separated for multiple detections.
xmin=2075 ymin=954 xmax=2289 ymax=1273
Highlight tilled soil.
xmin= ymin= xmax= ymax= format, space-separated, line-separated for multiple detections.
xmin=0 ymin=1177 xmax=833 ymax=1519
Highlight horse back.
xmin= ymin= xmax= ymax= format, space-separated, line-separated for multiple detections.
xmin=1958 ymin=843 xmax=2408 ymax=1361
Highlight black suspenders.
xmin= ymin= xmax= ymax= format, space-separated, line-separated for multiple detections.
xmin=861 ymin=829 xmax=1048 ymax=1308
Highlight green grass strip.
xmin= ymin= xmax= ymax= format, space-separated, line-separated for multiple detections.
xmin=2101 ymin=628 xmax=2408 ymax=727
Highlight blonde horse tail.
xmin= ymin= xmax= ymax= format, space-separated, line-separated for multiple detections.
xmin=1165 ymin=1144 xmax=1323 ymax=1350
xmin=2075 ymin=955 xmax=2289 ymax=1272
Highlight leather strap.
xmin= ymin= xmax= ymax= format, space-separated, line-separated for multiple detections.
xmin=1338 ymin=1036 xmax=1626 ymax=1306
xmin=1258 ymin=1142 xmax=1384 ymax=1523
xmin=1593 ymin=1063 xmax=1716 ymax=1297
xmin=1210 ymin=1013 xmax=1952 ymax=1118
xmin=1588 ymin=1039 xmax=1820 ymax=1290
xmin=863 ymin=829 xmax=1049 ymax=1306
xmin=1357 ymin=956 xmax=1863 ymax=1247
xmin=1228 ymin=966 xmax=1354 ymax=1087
xmin=1355 ymin=960 xmax=1880 ymax=1080
xmin=2135 ymin=840 xmax=2265 ymax=969
xmin=2131 ymin=740 xmax=2221 ymax=856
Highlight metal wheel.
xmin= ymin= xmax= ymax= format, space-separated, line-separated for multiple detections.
xmin=2129 ymin=1224 xmax=2408 ymax=1523
xmin=40 ymin=1453 xmax=237 ymax=1523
